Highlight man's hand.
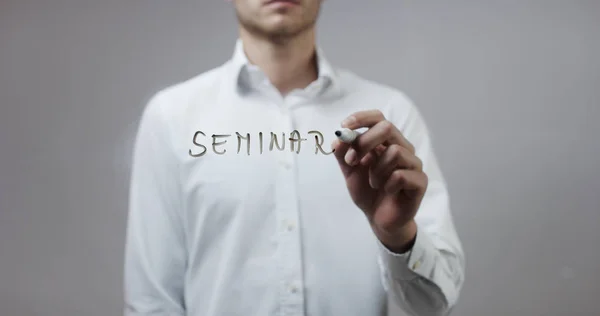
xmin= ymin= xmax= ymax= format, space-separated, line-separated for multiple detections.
xmin=332 ymin=110 xmax=428 ymax=254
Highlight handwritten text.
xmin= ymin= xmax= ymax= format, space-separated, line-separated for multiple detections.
xmin=189 ymin=130 xmax=335 ymax=157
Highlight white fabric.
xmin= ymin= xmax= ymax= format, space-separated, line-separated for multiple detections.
xmin=124 ymin=39 xmax=465 ymax=316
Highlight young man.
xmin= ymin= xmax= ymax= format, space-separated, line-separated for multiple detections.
xmin=124 ymin=0 xmax=465 ymax=315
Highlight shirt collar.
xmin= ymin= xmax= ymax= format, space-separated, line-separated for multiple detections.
xmin=227 ymin=39 xmax=343 ymax=97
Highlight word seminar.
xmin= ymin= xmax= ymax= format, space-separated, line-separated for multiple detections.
xmin=189 ymin=130 xmax=335 ymax=157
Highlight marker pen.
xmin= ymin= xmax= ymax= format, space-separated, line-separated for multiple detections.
xmin=335 ymin=128 xmax=361 ymax=143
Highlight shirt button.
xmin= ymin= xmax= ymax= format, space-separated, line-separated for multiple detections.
xmin=282 ymin=220 xmax=295 ymax=231
xmin=279 ymin=160 xmax=292 ymax=169
xmin=287 ymin=222 xmax=295 ymax=231
xmin=289 ymin=285 xmax=299 ymax=293
xmin=412 ymin=260 xmax=421 ymax=270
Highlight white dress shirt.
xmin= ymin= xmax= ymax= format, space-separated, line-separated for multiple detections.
xmin=124 ymin=40 xmax=465 ymax=316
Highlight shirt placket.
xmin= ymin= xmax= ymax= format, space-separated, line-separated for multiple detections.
xmin=272 ymin=94 xmax=305 ymax=316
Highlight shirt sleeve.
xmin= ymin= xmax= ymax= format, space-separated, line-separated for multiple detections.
xmin=377 ymin=96 xmax=466 ymax=316
xmin=124 ymin=93 xmax=187 ymax=316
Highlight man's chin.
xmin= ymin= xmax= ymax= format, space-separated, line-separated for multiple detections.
xmin=261 ymin=24 xmax=301 ymax=38
xmin=242 ymin=18 xmax=311 ymax=40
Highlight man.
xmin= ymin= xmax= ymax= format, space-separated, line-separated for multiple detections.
xmin=124 ymin=0 xmax=465 ymax=315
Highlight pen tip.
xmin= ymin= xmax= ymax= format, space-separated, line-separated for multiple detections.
xmin=334 ymin=130 xmax=342 ymax=136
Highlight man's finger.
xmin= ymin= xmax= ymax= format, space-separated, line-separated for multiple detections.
xmin=383 ymin=169 xmax=428 ymax=196
xmin=342 ymin=110 xmax=415 ymax=154
xmin=359 ymin=144 xmax=386 ymax=166
xmin=371 ymin=144 xmax=423 ymax=175
xmin=348 ymin=121 xmax=414 ymax=164
xmin=331 ymin=138 xmax=353 ymax=176
xmin=367 ymin=145 xmax=422 ymax=189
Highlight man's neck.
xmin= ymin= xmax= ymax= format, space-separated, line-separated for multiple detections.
xmin=239 ymin=28 xmax=318 ymax=95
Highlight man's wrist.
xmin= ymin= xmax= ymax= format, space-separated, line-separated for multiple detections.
xmin=374 ymin=219 xmax=418 ymax=254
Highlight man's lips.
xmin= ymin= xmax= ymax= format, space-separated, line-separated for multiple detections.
xmin=265 ymin=0 xmax=300 ymax=5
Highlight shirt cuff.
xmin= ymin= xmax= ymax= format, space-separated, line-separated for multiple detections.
xmin=378 ymin=227 xmax=437 ymax=281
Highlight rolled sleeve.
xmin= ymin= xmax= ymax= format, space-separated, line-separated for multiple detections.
xmin=376 ymin=94 xmax=465 ymax=316
xmin=377 ymin=226 xmax=438 ymax=282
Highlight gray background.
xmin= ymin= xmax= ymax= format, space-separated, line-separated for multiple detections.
xmin=1 ymin=0 xmax=599 ymax=315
